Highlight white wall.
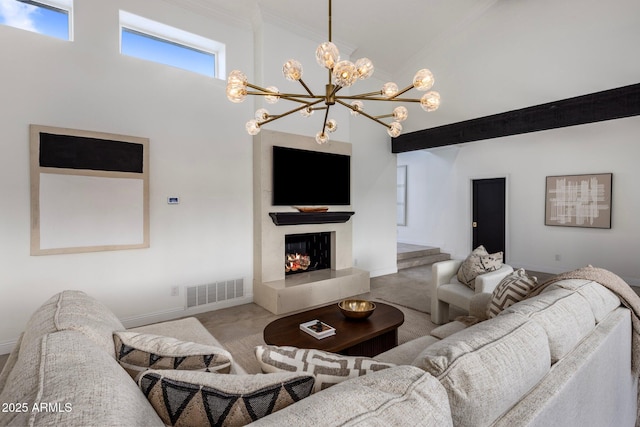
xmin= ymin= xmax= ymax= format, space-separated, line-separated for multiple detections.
xmin=398 ymin=116 xmax=640 ymax=285
xmin=0 ymin=0 xmax=399 ymax=352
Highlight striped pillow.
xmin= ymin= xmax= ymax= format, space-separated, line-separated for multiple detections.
xmin=487 ymin=268 xmax=538 ymax=318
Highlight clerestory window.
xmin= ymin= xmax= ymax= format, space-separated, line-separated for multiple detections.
xmin=0 ymin=0 xmax=72 ymax=40
xmin=119 ymin=10 xmax=225 ymax=79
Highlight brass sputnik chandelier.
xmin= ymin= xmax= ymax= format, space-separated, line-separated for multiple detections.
xmin=226 ymin=0 xmax=441 ymax=144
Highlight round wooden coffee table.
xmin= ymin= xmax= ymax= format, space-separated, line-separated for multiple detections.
xmin=263 ymin=301 xmax=404 ymax=357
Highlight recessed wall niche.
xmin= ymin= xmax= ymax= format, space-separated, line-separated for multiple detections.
xmin=30 ymin=124 xmax=149 ymax=255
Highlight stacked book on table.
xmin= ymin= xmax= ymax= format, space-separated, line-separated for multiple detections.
xmin=300 ymin=319 xmax=336 ymax=339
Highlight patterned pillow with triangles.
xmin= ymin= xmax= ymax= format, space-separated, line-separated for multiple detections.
xmin=114 ymin=331 xmax=233 ymax=379
xmin=138 ymin=369 xmax=315 ymax=426
xmin=487 ymin=268 xmax=538 ymax=318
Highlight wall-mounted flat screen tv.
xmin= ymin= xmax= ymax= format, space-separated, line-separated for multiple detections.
xmin=272 ymin=146 xmax=350 ymax=206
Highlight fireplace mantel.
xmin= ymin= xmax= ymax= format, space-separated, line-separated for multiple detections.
xmin=269 ymin=211 xmax=355 ymax=226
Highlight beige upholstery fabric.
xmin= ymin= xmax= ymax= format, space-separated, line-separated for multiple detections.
xmin=20 ymin=290 xmax=125 ymax=359
xmin=493 ymin=308 xmax=636 ymax=427
xmin=456 ymin=245 xmax=503 ymax=289
xmin=250 ymin=365 xmax=453 ymax=427
xmin=373 ymin=335 xmax=440 ymax=365
xmin=0 ymin=330 xmax=163 ymax=427
xmin=138 ymin=369 xmax=314 ymax=426
xmin=255 ymin=345 xmax=395 ymax=392
xmin=488 ymin=268 xmax=538 ymax=318
xmin=131 ymin=317 xmax=247 ymax=375
xmin=413 ymin=314 xmax=551 ymax=427
xmin=502 ymin=287 xmax=596 ymax=363
xmin=430 ymin=321 xmax=468 ymax=340
xmin=114 ymin=331 xmax=233 ymax=378
xmin=540 ymin=279 xmax=621 ymax=323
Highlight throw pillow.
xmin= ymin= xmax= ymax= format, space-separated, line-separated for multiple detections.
xmin=457 ymin=245 xmax=504 ymax=289
xmin=255 ymin=345 xmax=395 ymax=392
xmin=138 ymin=369 xmax=314 ymax=427
xmin=113 ymin=331 xmax=233 ymax=379
xmin=487 ymin=268 xmax=538 ymax=318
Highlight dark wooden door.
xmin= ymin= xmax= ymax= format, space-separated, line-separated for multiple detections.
xmin=472 ymin=178 xmax=506 ymax=258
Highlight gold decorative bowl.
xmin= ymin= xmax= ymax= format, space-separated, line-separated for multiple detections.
xmin=338 ymin=299 xmax=376 ymax=320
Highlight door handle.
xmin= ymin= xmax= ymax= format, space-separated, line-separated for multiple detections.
xmin=472 ymin=221 xmax=477 ymax=228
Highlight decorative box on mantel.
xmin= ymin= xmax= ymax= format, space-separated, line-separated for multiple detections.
xmin=269 ymin=211 xmax=355 ymax=226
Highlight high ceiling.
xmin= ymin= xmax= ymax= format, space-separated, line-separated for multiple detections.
xmin=167 ymin=0 xmax=640 ymax=131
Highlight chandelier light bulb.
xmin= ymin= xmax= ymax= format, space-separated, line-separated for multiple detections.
xmin=227 ymin=69 xmax=247 ymax=86
xmin=226 ymin=84 xmax=247 ymax=103
xmin=332 ymin=60 xmax=358 ymax=87
xmin=300 ymin=106 xmax=314 ymax=117
xmin=246 ymin=120 xmax=261 ymax=135
xmin=315 ymin=131 xmax=329 ymax=144
xmin=282 ymin=59 xmax=304 ymax=81
xmin=255 ymin=108 xmax=269 ymax=121
xmin=355 ymin=58 xmax=374 ymax=80
xmin=420 ymin=91 xmax=441 ymax=112
xmin=264 ymin=86 xmax=280 ymax=104
xmin=413 ymin=68 xmax=435 ymax=91
xmin=315 ymin=41 xmax=340 ymax=69
xmin=326 ymin=119 xmax=338 ymax=133
xmin=382 ymin=82 xmax=399 ymax=97
xmin=393 ymin=106 xmax=409 ymax=122
xmin=387 ymin=121 xmax=403 ymax=138
xmin=350 ymin=100 xmax=364 ymax=116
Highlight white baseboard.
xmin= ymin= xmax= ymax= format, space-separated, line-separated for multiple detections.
xmin=121 ymin=295 xmax=254 ymax=328
xmin=369 ymin=266 xmax=398 ymax=278
xmin=0 ymin=339 xmax=18 ymax=356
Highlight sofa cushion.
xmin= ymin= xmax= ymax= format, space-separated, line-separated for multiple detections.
xmin=413 ymin=314 xmax=551 ymax=427
xmin=130 ymin=317 xmax=247 ymax=375
xmin=373 ymin=335 xmax=440 ymax=365
xmin=138 ymin=369 xmax=314 ymax=426
xmin=113 ymin=331 xmax=233 ymax=379
xmin=488 ymin=268 xmax=538 ymax=318
xmin=457 ymin=245 xmax=503 ymax=289
xmin=20 ymin=290 xmax=125 ymax=359
xmin=250 ymin=365 xmax=453 ymax=427
xmin=0 ymin=330 xmax=163 ymax=427
xmin=540 ymin=279 xmax=620 ymax=323
xmin=255 ymin=345 xmax=395 ymax=392
xmin=501 ymin=287 xmax=596 ymax=363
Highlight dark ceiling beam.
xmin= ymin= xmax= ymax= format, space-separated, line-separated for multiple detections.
xmin=391 ymin=83 xmax=640 ymax=153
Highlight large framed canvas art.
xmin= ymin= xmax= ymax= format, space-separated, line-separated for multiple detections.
xmin=30 ymin=125 xmax=150 ymax=255
xmin=544 ymin=173 xmax=612 ymax=229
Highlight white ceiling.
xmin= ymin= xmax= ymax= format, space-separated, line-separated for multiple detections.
xmin=168 ymin=0 xmax=640 ymax=129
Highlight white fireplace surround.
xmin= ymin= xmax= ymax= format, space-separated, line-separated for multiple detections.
xmin=253 ymin=130 xmax=370 ymax=315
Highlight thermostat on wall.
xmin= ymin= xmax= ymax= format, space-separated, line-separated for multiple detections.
xmin=167 ymin=197 xmax=180 ymax=204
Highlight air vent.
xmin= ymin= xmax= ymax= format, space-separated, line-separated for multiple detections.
xmin=186 ymin=278 xmax=244 ymax=309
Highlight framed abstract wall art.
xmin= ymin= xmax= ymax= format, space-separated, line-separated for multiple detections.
xmin=545 ymin=173 xmax=612 ymax=229
xmin=30 ymin=124 xmax=150 ymax=255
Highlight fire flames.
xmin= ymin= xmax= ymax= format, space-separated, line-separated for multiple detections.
xmin=285 ymin=253 xmax=310 ymax=273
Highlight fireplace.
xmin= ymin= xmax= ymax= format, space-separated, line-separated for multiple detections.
xmin=285 ymin=232 xmax=331 ymax=275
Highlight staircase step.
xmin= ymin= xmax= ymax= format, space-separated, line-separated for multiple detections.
xmin=397 ymin=246 xmax=442 ymax=261
xmin=397 ymin=252 xmax=450 ymax=270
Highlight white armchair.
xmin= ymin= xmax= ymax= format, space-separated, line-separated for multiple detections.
xmin=431 ymin=259 xmax=513 ymax=324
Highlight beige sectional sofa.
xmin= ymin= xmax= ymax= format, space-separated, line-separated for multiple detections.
xmin=1 ymin=275 xmax=637 ymax=426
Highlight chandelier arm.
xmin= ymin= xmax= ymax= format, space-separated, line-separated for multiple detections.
xmin=387 ymin=84 xmax=415 ymax=100
xmin=321 ymin=105 xmax=331 ymax=134
xmin=336 ymin=95 xmax=423 ymax=102
xmin=298 ymin=79 xmax=316 ymax=97
xmin=258 ymin=99 xmax=325 ymax=126
xmin=335 ymin=99 xmax=391 ymax=128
